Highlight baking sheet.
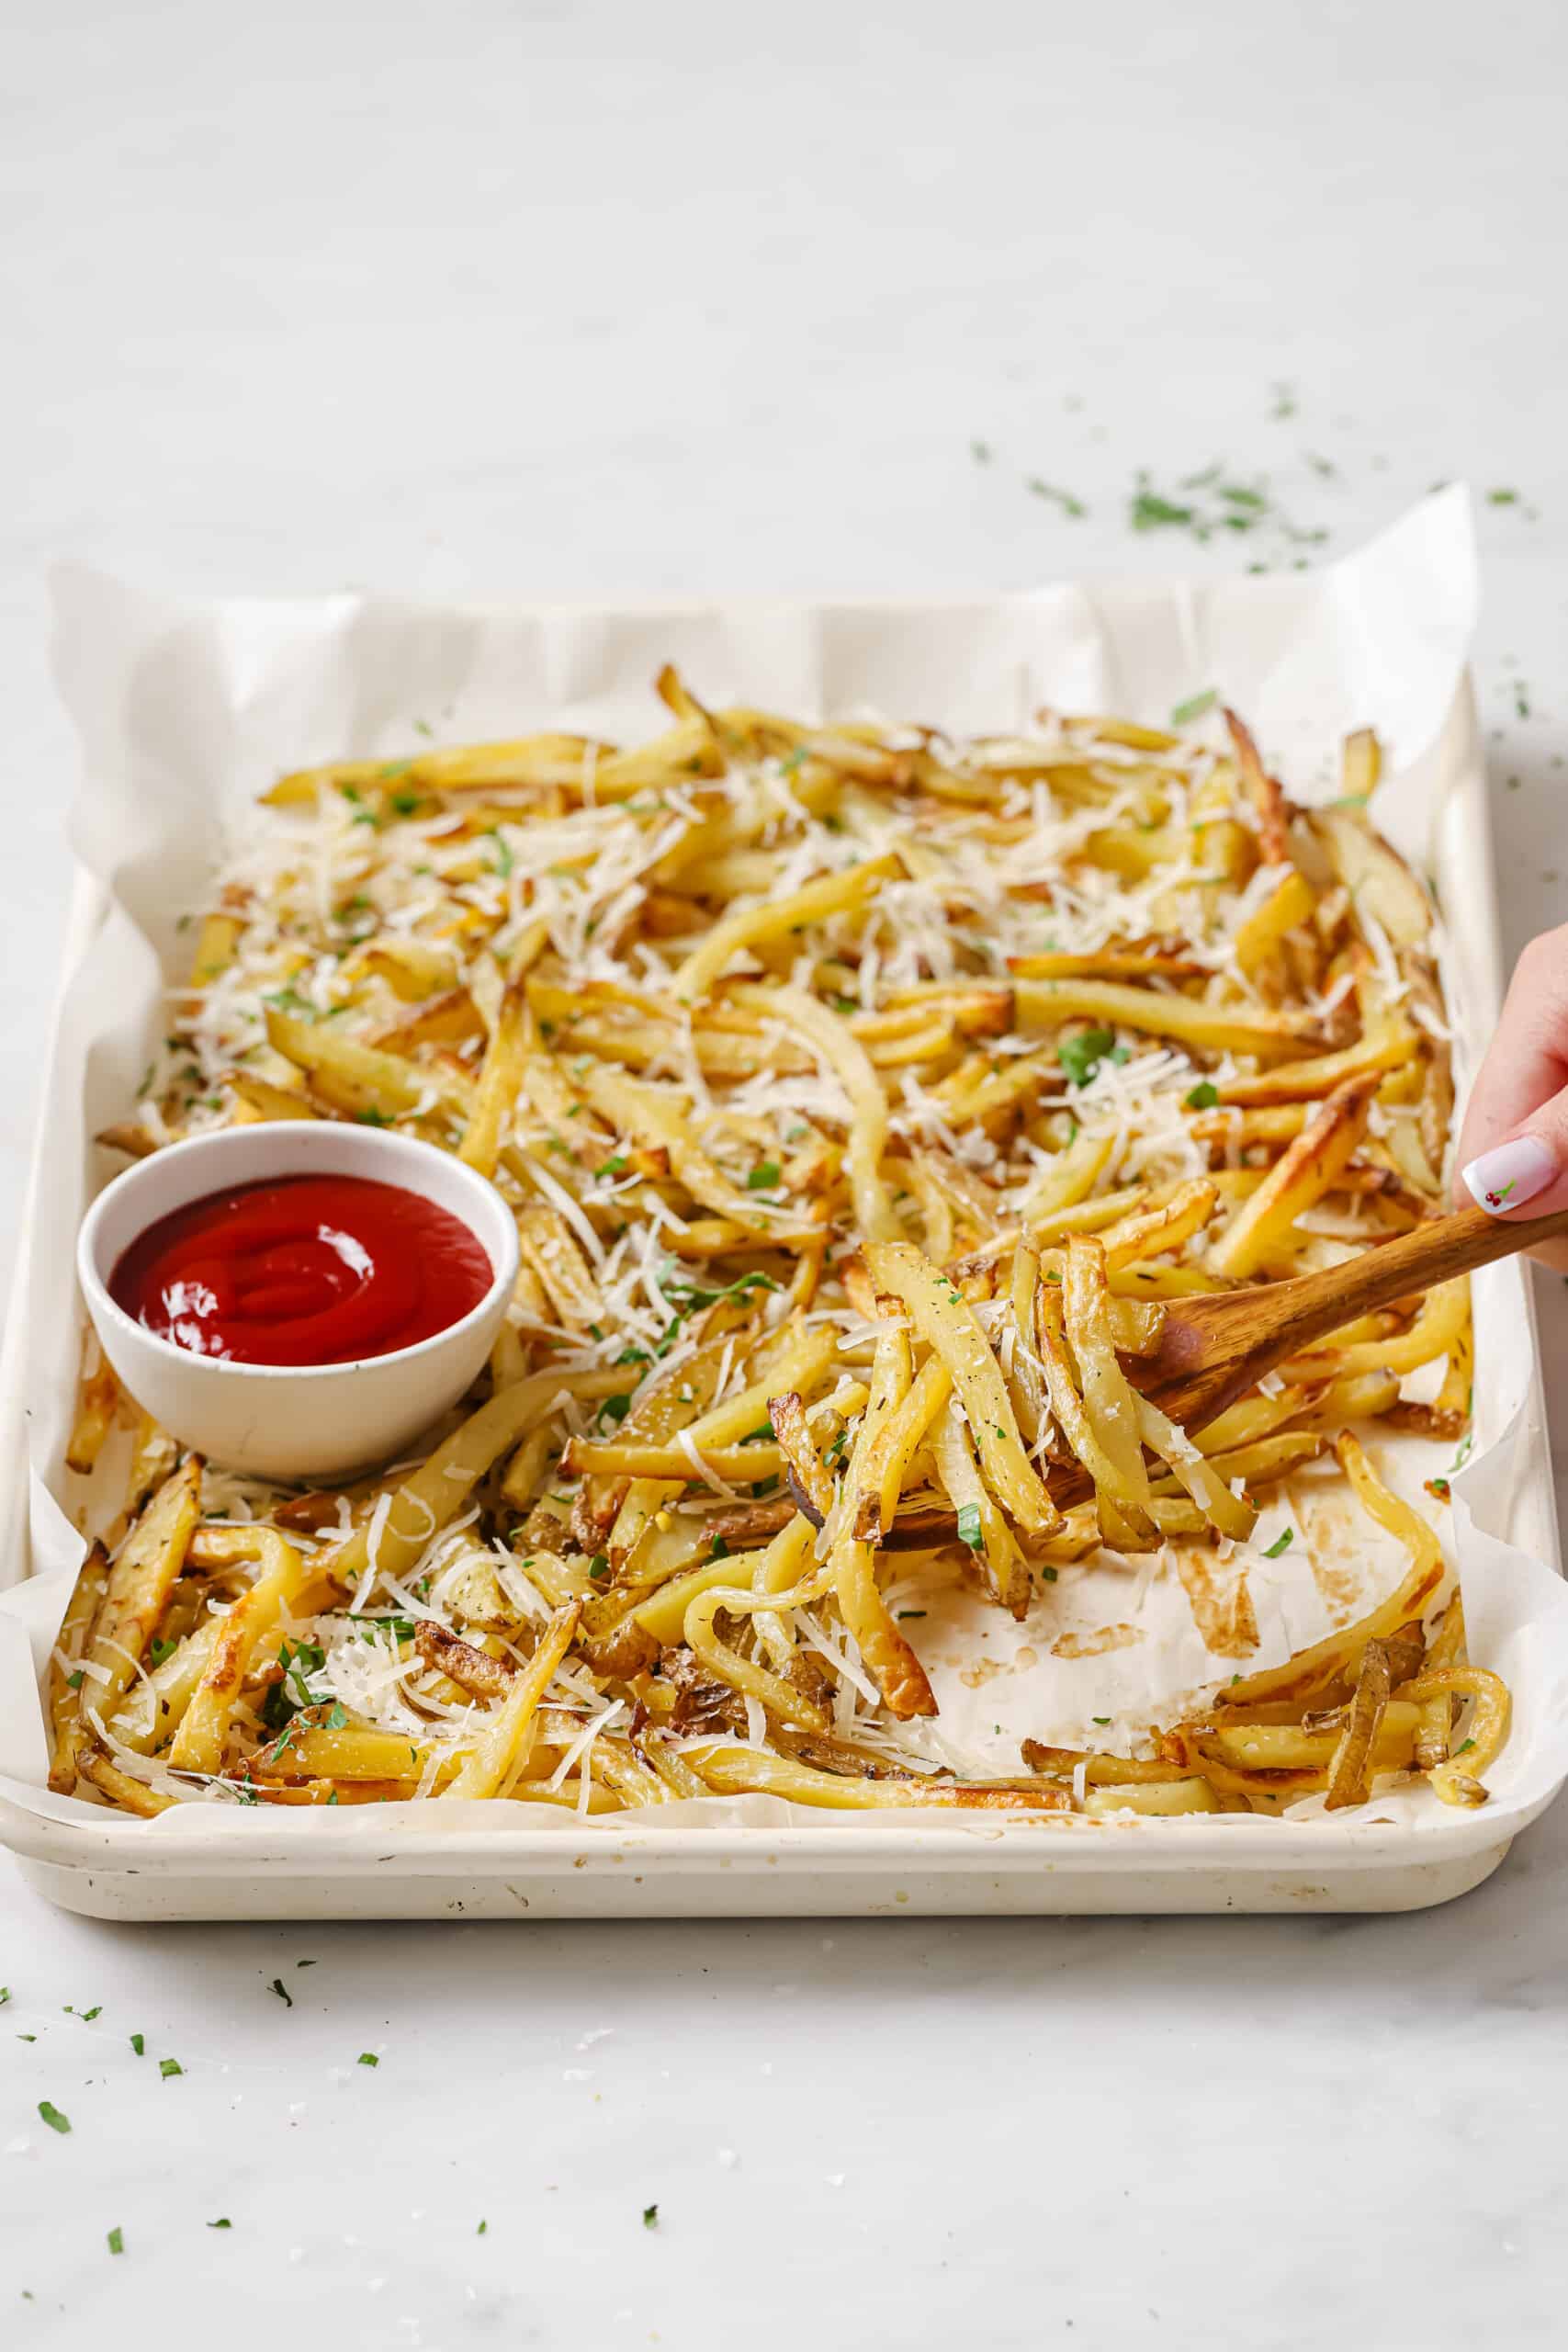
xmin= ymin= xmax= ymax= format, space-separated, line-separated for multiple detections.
xmin=4 ymin=489 xmax=1568 ymax=1870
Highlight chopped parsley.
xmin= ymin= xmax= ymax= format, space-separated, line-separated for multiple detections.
xmin=355 ymin=1105 xmax=392 ymax=1127
xmin=487 ymin=827 xmax=515 ymax=878
xmin=269 ymin=1978 xmax=293 ymax=2008
xmin=1170 ymin=689 xmax=1217 ymax=727
xmin=1130 ymin=486 xmax=1196 ymax=533
xmin=661 ymin=1266 xmax=778 ymax=1312
xmin=260 ymin=1639 xmax=328 ymax=1733
xmin=956 ymin=1502 xmax=984 ymax=1551
xmin=160 ymin=2058 xmax=183 ymax=2079
xmin=107 ymin=2228 xmax=124 ymax=2256
xmin=1262 ymin=1528 xmax=1295 ymax=1558
xmin=643 ymin=2203 xmax=660 ymax=2228
xmin=148 ymin=1635 xmax=178 ymax=1669
xmin=1183 ymin=1080 xmax=1220 ymax=1109
xmin=357 ymin=2052 xmax=379 ymax=2068
xmin=1487 ymin=487 xmax=1519 ymax=506
xmin=1057 ymin=1029 xmax=1127 ymax=1088
xmin=747 ymin=1161 xmax=782 ymax=1191
xmin=595 ymin=1154 xmax=628 ymax=1179
xmin=1025 ymin=478 xmax=1088 ymax=519
xmin=38 ymin=2102 xmax=71 ymax=2135
xmin=209 ymin=2218 xmax=232 ymax=2230
xmin=130 ymin=2033 xmax=144 ymax=2055
xmin=597 ymin=1394 xmax=632 ymax=1428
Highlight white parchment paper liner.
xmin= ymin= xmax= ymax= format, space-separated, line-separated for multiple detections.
xmin=4 ymin=488 xmax=1566 ymax=1849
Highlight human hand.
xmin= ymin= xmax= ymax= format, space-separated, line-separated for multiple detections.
xmin=1456 ymin=922 xmax=1568 ymax=1272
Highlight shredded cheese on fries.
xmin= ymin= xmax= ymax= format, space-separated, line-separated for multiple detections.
xmin=55 ymin=683 xmax=1501 ymax=1821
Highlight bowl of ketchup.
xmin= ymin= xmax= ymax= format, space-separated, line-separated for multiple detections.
xmin=77 ymin=1125 xmax=520 ymax=1480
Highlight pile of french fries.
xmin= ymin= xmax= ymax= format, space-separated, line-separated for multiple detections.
xmin=53 ymin=676 xmax=1509 ymax=1820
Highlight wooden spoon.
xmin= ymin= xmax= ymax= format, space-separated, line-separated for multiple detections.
xmin=790 ymin=1201 xmax=1568 ymax=1545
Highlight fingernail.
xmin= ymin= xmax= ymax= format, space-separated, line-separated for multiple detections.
xmin=1461 ymin=1135 xmax=1558 ymax=1216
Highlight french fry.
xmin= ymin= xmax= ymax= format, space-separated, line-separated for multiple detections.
xmin=1015 ymin=978 xmax=1320 ymax=1057
xmin=47 ymin=1544 xmax=110 ymax=1792
xmin=66 ymin=1340 xmax=120 ymax=1475
xmin=866 ymin=1241 xmax=1058 ymax=1537
xmin=1207 ymin=1077 xmax=1375 ymax=1281
xmin=323 ymin=1368 xmax=626 ymax=1589
xmin=674 ymin=856 xmax=897 ymax=1001
xmin=458 ymin=981 xmax=529 ymax=1177
xmin=730 ymin=982 xmax=899 ymax=1243
xmin=441 ymin=1602 xmax=581 ymax=1801
xmin=168 ymin=1526 xmax=314 ymax=1774
xmin=79 ymin=1459 xmax=202 ymax=1730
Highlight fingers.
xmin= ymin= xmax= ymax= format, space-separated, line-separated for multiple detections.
xmin=1456 ymin=923 xmax=1568 ymax=1172
xmin=1454 ymin=926 xmax=1568 ymax=1270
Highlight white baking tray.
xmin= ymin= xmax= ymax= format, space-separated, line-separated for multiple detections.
xmin=4 ymin=509 xmax=1564 ymax=1918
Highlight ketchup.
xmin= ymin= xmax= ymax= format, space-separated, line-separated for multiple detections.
xmin=108 ymin=1175 xmax=494 ymax=1367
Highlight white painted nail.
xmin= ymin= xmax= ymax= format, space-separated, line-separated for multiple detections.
xmin=1461 ymin=1135 xmax=1558 ymax=1215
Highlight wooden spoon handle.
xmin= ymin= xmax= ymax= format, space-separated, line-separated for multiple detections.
xmin=1247 ymin=1200 xmax=1568 ymax=1363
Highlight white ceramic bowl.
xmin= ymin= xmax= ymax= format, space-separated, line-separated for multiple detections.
xmin=77 ymin=1125 xmax=520 ymax=1482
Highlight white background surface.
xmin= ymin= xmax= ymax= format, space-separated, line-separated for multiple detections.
xmin=4 ymin=3 xmax=1568 ymax=2344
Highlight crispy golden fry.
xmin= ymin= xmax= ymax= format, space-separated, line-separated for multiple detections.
xmin=1286 ymin=1275 xmax=1469 ymax=1383
xmin=107 ymin=1618 xmax=222 ymax=1755
xmin=65 ymin=1340 xmax=120 ymax=1475
xmin=1015 ymin=978 xmax=1320 ymax=1056
xmin=1404 ymin=1667 xmax=1510 ymax=1806
xmin=441 ymin=1602 xmax=581 ymax=1801
xmin=168 ymin=1526 xmax=314 ymax=1774
xmin=76 ymin=1746 xmax=178 ymax=1816
xmin=731 ymin=981 xmax=899 ymax=1243
xmin=674 ymin=856 xmax=897 ymax=1001
xmin=1061 ymin=1238 xmax=1153 ymax=1514
xmin=563 ymin=1329 xmax=834 ymax=1480
xmin=458 ymin=981 xmax=529 ymax=1177
xmin=866 ymin=1240 xmax=1057 ymax=1538
xmin=1324 ymin=1638 xmax=1394 ymax=1809
xmin=689 ymin=1747 xmax=1066 ymax=1809
xmin=78 ymin=1459 xmax=202 ymax=1733
xmin=1234 ymin=867 xmax=1316 ymax=981
xmin=769 ymin=1389 xmax=838 ymax=1521
xmin=47 ymin=1544 xmax=109 ymax=1792
xmin=857 ymin=1355 xmax=953 ymax=1542
xmin=1216 ymin=1019 xmax=1415 ymax=1107
xmin=1223 ymin=707 xmax=1292 ymax=865
xmin=1208 ymin=1076 xmax=1376 ymax=1280
xmin=323 ymin=1368 xmax=626 ymax=1589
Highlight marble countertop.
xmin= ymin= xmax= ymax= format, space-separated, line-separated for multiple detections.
xmin=5 ymin=3 xmax=1568 ymax=2344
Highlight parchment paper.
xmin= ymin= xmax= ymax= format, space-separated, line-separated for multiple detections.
xmin=5 ymin=489 xmax=1567 ymax=1847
